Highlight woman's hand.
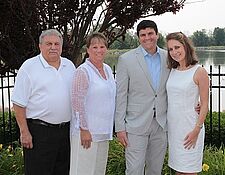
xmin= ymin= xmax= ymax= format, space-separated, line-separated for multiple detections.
xmin=80 ymin=129 xmax=92 ymax=149
xmin=183 ymin=127 xmax=201 ymax=149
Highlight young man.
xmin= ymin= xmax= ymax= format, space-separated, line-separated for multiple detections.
xmin=115 ymin=20 xmax=170 ymax=175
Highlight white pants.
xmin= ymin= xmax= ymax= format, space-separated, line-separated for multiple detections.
xmin=69 ymin=135 xmax=109 ymax=175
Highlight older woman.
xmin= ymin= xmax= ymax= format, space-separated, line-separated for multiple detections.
xmin=166 ymin=32 xmax=209 ymax=175
xmin=69 ymin=32 xmax=116 ymax=175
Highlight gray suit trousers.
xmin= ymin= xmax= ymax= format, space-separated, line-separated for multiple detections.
xmin=125 ymin=118 xmax=167 ymax=175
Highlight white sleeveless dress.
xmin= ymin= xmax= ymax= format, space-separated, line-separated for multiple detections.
xmin=166 ymin=64 xmax=205 ymax=173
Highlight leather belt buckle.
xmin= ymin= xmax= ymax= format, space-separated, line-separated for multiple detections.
xmin=27 ymin=119 xmax=69 ymax=128
xmin=58 ymin=122 xmax=67 ymax=128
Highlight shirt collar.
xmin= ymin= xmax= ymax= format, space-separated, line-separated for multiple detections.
xmin=39 ymin=53 xmax=65 ymax=68
xmin=141 ymin=46 xmax=160 ymax=57
xmin=86 ymin=58 xmax=105 ymax=70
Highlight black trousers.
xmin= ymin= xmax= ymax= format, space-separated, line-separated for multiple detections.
xmin=24 ymin=121 xmax=70 ymax=175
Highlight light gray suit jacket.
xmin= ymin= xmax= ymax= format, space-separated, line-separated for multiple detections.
xmin=115 ymin=46 xmax=170 ymax=135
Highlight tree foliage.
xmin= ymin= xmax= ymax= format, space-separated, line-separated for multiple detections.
xmin=109 ymin=31 xmax=139 ymax=49
xmin=191 ymin=29 xmax=210 ymax=47
xmin=0 ymin=0 xmax=185 ymax=74
xmin=191 ymin=27 xmax=225 ymax=47
xmin=213 ymin=27 xmax=225 ymax=46
xmin=109 ymin=32 xmax=166 ymax=50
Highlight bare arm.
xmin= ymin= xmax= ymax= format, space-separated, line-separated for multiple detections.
xmin=196 ymin=68 xmax=209 ymax=125
xmin=13 ymin=104 xmax=33 ymax=149
xmin=184 ymin=67 xmax=209 ymax=149
xmin=195 ymin=67 xmax=209 ymax=127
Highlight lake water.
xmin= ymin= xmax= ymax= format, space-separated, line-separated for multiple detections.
xmin=197 ymin=50 xmax=225 ymax=112
xmin=105 ymin=49 xmax=225 ymax=111
xmin=197 ymin=50 xmax=225 ymax=68
xmin=1 ymin=50 xmax=225 ymax=111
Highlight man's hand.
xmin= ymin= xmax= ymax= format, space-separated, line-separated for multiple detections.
xmin=13 ymin=104 xmax=33 ymax=149
xmin=116 ymin=131 xmax=129 ymax=148
xmin=20 ymin=130 xmax=33 ymax=149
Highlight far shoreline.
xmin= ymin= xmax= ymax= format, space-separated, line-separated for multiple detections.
xmin=195 ymin=46 xmax=225 ymax=51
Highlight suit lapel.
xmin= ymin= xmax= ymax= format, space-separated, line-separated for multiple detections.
xmin=157 ymin=49 xmax=168 ymax=91
xmin=135 ymin=46 xmax=155 ymax=91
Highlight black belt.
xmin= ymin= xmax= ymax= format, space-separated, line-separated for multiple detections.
xmin=27 ymin=119 xmax=69 ymax=128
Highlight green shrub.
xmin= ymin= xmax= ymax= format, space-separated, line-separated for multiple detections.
xmin=106 ymin=139 xmax=225 ymax=175
xmin=200 ymin=145 xmax=225 ymax=175
xmin=0 ymin=142 xmax=24 ymax=175
xmin=205 ymin=112 xmax=225 ymax=147
xmin=0 ymin=111 xmax=225 ymax=174
xmin=0 ymin=140 xmax=225 ymax=175
xmin=0 ymin=112 xmax=19 ymax=144
xmin=106 ymin=138 xmax=125 ymax=175
xmin=1 ymin=111 xmax=224 ymax=146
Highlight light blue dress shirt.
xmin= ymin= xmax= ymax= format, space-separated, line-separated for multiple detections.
xmin=141 ymin=46 xmax=161 ymax=91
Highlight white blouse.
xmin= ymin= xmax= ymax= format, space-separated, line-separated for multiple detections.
xmin=70 ymin=59 xmax=116 ymax=142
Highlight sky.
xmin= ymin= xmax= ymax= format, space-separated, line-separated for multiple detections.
xmin=134 ymin=0 xmax=225 ymax=36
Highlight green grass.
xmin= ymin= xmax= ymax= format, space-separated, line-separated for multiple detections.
xmin=0 ymin=140 xmax=225 ymax=175
xmin=106 ymin=139 xmax=225 ymax=175
xmin=1 ymin=111 xmax=225 ymax=174
xmin=201 ymin=145 xmax=225 ymax=175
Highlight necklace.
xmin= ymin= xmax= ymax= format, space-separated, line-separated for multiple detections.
xmin=177 ymin=65 xmax=192 ymax=71
xmin=89 ymin=59 xmax=106 ymax=79
xmin=89 ymin=59 xmax=103 ymax=70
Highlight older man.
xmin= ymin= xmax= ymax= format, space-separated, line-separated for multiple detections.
xmin=11 ymin=29 xmax=76 ymax=175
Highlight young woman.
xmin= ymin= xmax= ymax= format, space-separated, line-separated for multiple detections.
xmin=166 ymin=32 xmax=209 ymax=175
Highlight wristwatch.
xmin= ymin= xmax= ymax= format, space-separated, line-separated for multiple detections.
xmin=196 ymin=122 xmax=203 ymax=129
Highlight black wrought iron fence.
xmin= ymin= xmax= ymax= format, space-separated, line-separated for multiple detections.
xmin=0 ymin=65 xmax=225 ymax=147
xmin=207 ymin=65 xmax=225 ymax=146
xmin=0 ymin=70 xmax=19 ymax=144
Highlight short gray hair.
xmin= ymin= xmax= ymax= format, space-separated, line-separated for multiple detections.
xmin=39 ymin=29 xmax=63 ymax=45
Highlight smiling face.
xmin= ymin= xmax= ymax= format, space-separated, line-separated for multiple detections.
xmin=167 ymin=39 xmax=186 ymax=65
xmin=39 ymin=35 xmax=62 ymax=64
xmin=138 ymin=27 xmax=159 ymax=54
xmin=87 ymin=38 xmax=107 ymax=63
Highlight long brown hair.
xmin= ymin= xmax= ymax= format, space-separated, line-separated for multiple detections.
xmin=166 ymin=32 xmax=198 ymax=69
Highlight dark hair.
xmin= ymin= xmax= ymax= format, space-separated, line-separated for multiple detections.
xmin=166 ymin=32 xmax=198 ymax=69
xmin=137 ymin=20 xmax=158 ymax=37
xmin=86 ymin=32 xmax=108 ymax=48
